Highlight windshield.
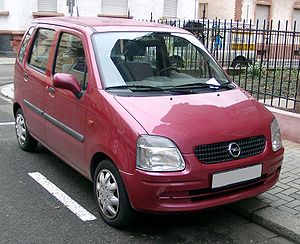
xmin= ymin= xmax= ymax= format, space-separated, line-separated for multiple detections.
xmin=92 ymin=32 xmax=231 ymax=92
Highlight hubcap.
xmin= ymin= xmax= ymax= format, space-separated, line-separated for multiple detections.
xmin=16 ymin=114 xmax=26 ymax=146
xmin=96 ymin=169 xmax=119 ymax=219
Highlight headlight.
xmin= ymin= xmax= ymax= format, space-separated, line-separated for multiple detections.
xmin=136 ymin=135 xmax=185 ymax=172
xmin=271 ymin=118 xmax=282 ymax=152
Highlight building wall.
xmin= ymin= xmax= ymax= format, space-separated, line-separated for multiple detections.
xmin=241 ymin=0 xmax=297 ymax=30
xmin=129 ymin=0 xmax=197 ymax=20
xmin=0 ymin=0 xmax=197 ymax=32
xmin=241 ymin=0 xmax=255 ymax=22
xmin=129 ymin=0 xmax=164 ymax=20
xmin=198 ymin=0 xmax=235 ymax=20
xmin=1 ymin=0 xmax=299 ymax=32
xmin=0 ymin=34 xmax=13 ymax=57
xmin=177 ymin=0 xmax=197 ymax=19
xmin=0 ymin=0 xmax=37 ymax=31
xmin=0 ymin=0 xmax=299 ymax=56
xmin=58 ymin=0 xmax=100 ymax=18
xmin=271 ymin=0 xmax=294 ymax=29
xmin=0 ymin=0 xmax=198 ymax=56
xmin=0 ymin=0 xmax=102 ymax=31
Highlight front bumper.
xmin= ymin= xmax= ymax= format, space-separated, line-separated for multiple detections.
xmin=121 ymin=141 xmax=284 ymax=213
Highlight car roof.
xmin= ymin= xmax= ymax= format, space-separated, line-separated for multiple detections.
xmin=32 ymin=17 xmax=188 ymax=34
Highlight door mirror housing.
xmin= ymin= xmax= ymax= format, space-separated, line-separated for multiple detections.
xmin=53 ymin=73 xmax=83 ymax=98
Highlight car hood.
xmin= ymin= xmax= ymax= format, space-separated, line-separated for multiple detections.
xmin=115 ymin=89 xmax=273 ymax=153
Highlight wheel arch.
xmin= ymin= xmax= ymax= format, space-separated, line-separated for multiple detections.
xmin=90 ymin=152 xmax=114 ymax=181
xmin=13 ymin=102 xmax=21 ymax=118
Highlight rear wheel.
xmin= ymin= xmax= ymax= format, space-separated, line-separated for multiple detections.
xmin=15 ymin=108 xmax=38 ymax=151
xmin=93 ymin=159 xmax=135 ymax=228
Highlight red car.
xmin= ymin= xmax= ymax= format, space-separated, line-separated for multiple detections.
xmin=14 ymin=17 xmax=284 ymax=228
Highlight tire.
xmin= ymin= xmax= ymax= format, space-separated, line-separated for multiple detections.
xmin=93 ymin=159 xmax=136 ymax=228
xmin=233 ymin=62 xmax=242 ymax=69
xmin=15 ymin=108 xmax=38 ymax=152
xmin=231 ymin=56 xmax=248 ymax=69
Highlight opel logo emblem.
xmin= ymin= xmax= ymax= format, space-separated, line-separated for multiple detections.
xmin=228 ymin=142 xmax=241 ymax=158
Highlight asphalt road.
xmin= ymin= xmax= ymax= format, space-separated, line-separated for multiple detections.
xmin=0 ymin=65 xmax=294 ymax=244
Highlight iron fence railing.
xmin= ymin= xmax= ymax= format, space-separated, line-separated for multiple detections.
xmin=148 ymin=18 xmax=300 ymax=113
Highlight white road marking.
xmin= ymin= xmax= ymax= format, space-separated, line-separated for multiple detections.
xmin=0 ymin=122 xmax=15 ymax=126
xmin=28 ymin=172 xmax=97 ymax=222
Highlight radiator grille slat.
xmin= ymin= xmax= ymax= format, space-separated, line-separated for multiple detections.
xmin=194 ymin=136 xmax=266 ymax=164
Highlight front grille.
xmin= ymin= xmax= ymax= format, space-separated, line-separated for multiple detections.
xmin=194 ymin=136 xmax=266 ymax=164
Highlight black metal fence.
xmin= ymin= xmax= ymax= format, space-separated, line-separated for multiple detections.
xmin=148 ymin=18 xmax=300 ymax=113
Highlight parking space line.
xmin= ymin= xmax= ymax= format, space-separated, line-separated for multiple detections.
xmin=0 ymin=122 xmax=15 ymax=126
xmin=28 ymin=172 xmax=97 ymax=222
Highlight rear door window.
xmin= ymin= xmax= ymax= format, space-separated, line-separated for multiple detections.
xmin=54 ymin=33 xmax=88 ymax=90
xmin=29 ymin=28 xmax=55 ymax=72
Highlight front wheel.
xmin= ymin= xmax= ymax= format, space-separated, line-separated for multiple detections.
xmin=15 ymin=108 xmax=38 ymax=152
xmin=93 ymin=160 xmax=136 ymax=228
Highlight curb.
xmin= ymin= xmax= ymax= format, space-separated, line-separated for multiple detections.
xmin=230 ymin=198 xmax=300 ymax=243
xmin=0 ymin=83 xmax=14 ymax=103
xmin=266 ymin=106 xmax=300 ymax=144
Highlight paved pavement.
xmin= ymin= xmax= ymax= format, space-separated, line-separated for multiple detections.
xmin=1 ymin=68 xmax=300 ymax=242
xmin=262 ymin=140 xmax=300 ymax=217
xmin=0 ymin=83 xmax=14 ymax=102
xmin=0 ymin=58 xmax=15 ymax=65
xmin=231 ymin=140 xmax=300 ymax=242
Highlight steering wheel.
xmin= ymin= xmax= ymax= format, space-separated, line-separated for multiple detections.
xmin=158 ymin=66 xmax=180 ymax=75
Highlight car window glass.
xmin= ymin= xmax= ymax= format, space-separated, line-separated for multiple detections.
xmin=93 ymin=32 xmax=229 ymax=88
xmin=54 ymin=33 xmax=88 ymax=90
xmin=164 ymin=36 xmax=211 ymax=78
xmin=29 ymin=28 xmax=55 ymax=72
xmin=110 ymin=38 xmax=158 ymax=82
xmin=18 ymin=27 xmax=34 ymax=63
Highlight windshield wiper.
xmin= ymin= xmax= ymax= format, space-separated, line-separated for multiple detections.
xmin=174 ymin=82 xmax=235 ymax=90
xmin=105 ymin=85 xmax=165 ymax=91
xmin=165 ymin=88 xmax=197 ymax=94
xmin=106 ymin=85 xmax=197 ymax=94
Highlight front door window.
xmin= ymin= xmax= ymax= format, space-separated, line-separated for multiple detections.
xmin=54 ymin=33 xmax=88 ymax=90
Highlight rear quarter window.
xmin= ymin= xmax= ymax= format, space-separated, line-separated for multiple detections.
xmin=28 ymin=28 xmax=55 ymax=72
xmin=18 ymin=27 xmax=34 ymax=63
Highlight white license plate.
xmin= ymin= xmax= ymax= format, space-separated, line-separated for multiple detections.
xmin=212 ymin=164 xmax=262 ymax=189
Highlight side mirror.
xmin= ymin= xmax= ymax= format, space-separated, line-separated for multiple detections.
xmin=53 ymin=73 xmax=83 ymax=98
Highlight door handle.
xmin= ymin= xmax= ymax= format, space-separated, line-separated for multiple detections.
xmin=46 ymin=86 xmax=55 ymax=95
xmin=24 ymin=72 xmax=28 ymax=82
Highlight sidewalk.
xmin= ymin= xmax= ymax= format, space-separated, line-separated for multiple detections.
xmin=231 ymin=140 xmax=300 ymax=243
xmin=0 ymin=57 xmax=15 ymax=65
xmin=1 ymin=82 xmax=300 ymax=242
xmin=0 ymin=83 xmax=14 ymax=102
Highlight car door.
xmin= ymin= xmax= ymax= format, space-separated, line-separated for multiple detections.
xmin=44 ymin=30 xmax=90 ymax=172
xmin=23 ymin=27 xmax=56 ymax=143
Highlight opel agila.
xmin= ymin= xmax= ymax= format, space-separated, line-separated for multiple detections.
xmin=13 ymin=17 xmax=284 ymax=228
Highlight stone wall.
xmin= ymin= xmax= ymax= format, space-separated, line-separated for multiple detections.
xmin=296 ymin=85 xmax=300 ymax=112
xmin=0 ymin=33 xmax=14 ymax=57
